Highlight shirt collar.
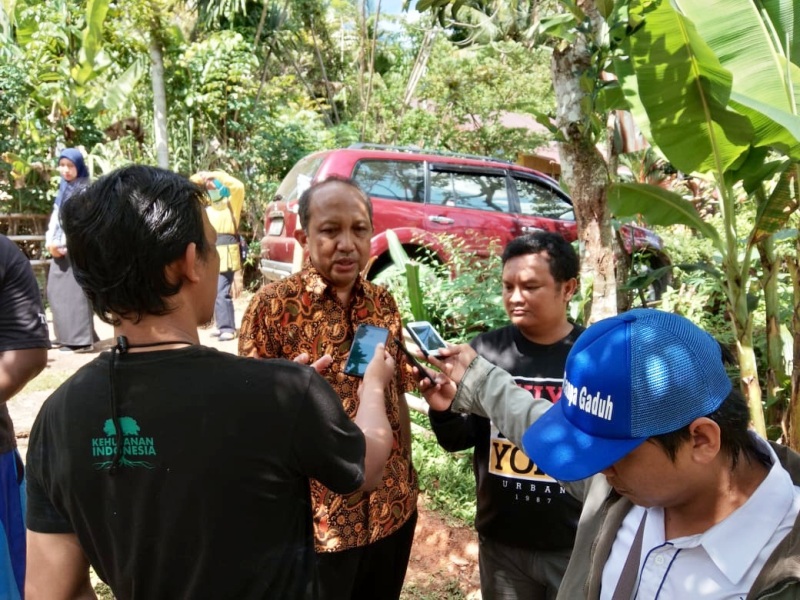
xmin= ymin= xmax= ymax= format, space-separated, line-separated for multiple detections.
xmin=301 ymin=263 xmax=368 ymax=303
xmin=654 ymin=435 xmax=794 ymax=585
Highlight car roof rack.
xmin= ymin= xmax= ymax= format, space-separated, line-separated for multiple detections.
xmin=347 ymin=143 xmax=513 ymax=165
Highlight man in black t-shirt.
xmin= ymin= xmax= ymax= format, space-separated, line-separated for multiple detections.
xmin=24 ymin=166 xmax=394 ymax=600
xmin=0 ymin=234 xmax=49 ymax=599
xmin=429 ymin=232 xmax=583 ymax=600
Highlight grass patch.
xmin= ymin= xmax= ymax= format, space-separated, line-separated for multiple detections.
xmin=410 ymin=410 xmax=476 ymax=526
xmin=23 ymin=369 xmax=72 ymax=393
xmin=401 ymin=577 xmax=468 ymax=599
xmin=94 ymin=581 xmax=114 ymax=599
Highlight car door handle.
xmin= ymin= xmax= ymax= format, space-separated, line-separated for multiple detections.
xmin=521 ymin=226 xmax=544 ymax=233
xmin=428 ymin=215 xmax=455 ymax=225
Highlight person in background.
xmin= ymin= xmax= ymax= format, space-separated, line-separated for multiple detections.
xmin=420 ymin=308 xmax=800 ymax=599
xmin=45 ymin=148 xmax=97 ymax=352
xmin=24 ymin=166 xmax=394 ymax=599
xmin=429 ymin=232 xmax=583 ymax=599
xmin=239 ymin=177 xmax=418 ymax=600
xmin=189 ymin=170 xmax=245 ymax=342
xmin=0 ymin=234 xmax=49 ymax=599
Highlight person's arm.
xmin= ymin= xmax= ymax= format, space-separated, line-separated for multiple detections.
xmin=26 ymin=532 xmax=96 ymax=600
xmin=420 ymin=345 xmax=549 ymax=449
xmin=0 ymin=347 xmax=47 ymax=403
xmin=428 ymin=409 xmax=477 ymax=452
xmin=354 ymin=343 xmax=394 ymax=490
xmin=45 ymin=208 xmax=65 ymax=257
xmin=422 ymin=348 xmax=590 ymax=499
xmin=427 ymin=340 xmax=481 ymax=452
xmin=211 ymin=171 xmax=245 ymax=218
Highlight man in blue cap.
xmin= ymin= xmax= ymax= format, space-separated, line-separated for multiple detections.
xmin=420 ymin=308 xmax=800 ymax=599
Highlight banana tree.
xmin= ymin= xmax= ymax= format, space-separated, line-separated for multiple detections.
xmin=608 ymin=0 xmax=800 ymax=438
xmin=9 ymin=0 xmax=145 ymax=143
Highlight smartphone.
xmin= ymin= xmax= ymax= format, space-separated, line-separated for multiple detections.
xmin=405 ymin=321 xmax=448 ymax=358
xmin=394 ymin=338 xmax=432 ymax=383
xmin=344 ymin=324 xmax=390 ymax=378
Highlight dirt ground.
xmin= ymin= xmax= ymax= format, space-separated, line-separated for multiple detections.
xmin=12 ymin=295 xmax=481 ymax=598
xmin=403 ymin=496 xmax=481 ymax=599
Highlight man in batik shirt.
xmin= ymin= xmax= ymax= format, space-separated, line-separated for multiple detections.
xmin=239 ymin=177 xmax=418 ymax=600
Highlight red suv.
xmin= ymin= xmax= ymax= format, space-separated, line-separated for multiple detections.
xmin=260 ymin=144 xmax=668 ymax=285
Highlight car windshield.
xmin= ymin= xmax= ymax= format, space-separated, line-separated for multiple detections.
xmin=274 ymin=154 xmax=324 ymax=203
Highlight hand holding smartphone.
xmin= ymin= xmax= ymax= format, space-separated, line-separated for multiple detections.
xmin=344 ymin=325 xmax=390 ymax=378
xmin=404 ymin=321 xmax=448 ymax=358
xmin=394 ymin=338 xmax=434 ymax=383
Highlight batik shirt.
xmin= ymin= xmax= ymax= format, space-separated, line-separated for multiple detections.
xmin=239 ymin=265 xmax=418 ymax=552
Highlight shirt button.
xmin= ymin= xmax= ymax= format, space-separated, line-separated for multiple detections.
xmin=654 ymin=555 xmax=665 ymax=566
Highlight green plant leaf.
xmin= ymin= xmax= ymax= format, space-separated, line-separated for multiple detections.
xmin=536 ymin=13 xmax=577 ymax=42
xmin=608 ymin=182 xmax=723 ymax=251
xmin=623 ymin=0 xmax=752 ymax=175
xmin=386 ymin=229 xmax=409 ymax=269
xmin=80 ymin=0 xmax=109 ymax=69
xmin=405 ymin=262 xmax=429 ymax=322
xmin=750 ymin=168 xmax=800 ymax=244
xmin=668 ymin=0 xmax=800 ymax=158
xmin=92 ymin=59 xmax=145 ymax=112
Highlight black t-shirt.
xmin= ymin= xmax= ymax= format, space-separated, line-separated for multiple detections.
xmin=0 ymin=234 xmax=50 ymax=451
xmin=26 ymin=346 xmax=366 ymax=599
xmin=429 ymin=324 xmax=584 ymax=550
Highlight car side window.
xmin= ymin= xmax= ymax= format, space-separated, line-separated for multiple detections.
xmin=514 ymin=177 xmax=574 ymax=220
xmin=352 ymin=160 xmax=424 ymax=202
xmin=429 ymin=171 xmax=509 ymax=213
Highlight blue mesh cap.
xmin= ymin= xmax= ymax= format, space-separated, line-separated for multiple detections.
xmin=521 ymin=309 xmax=732 ymax=481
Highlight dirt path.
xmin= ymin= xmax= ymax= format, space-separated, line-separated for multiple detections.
xmin=12 ymin=296 xmax=482 ymax=598
xmin=403 ymin=496 xmax=481 ymax=599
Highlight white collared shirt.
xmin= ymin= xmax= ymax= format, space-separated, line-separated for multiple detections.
xmin=601 ymin=436 xmax=800 ymax=599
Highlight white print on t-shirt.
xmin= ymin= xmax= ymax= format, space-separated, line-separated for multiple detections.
xmin=489 ymin=377 xmax=562 ymax=486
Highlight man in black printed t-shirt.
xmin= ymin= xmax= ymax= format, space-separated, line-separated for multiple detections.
xmin=0 ymin=234 xmax=49 ymax=599
xmin=24 ymin=166 xmax=394 ymax=600
xmin=429 ymin=232 xmax=583 ymax=600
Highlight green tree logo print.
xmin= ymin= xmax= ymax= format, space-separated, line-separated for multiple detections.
xmin=103 ymin=417 xmax=140 ymax=437
xmin=92 ymin=417 xmax=157 ymax=470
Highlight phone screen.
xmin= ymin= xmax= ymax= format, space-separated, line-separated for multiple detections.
xmin=408 ymin=323 xmax=447 ymax=355
xmin=344 ymin=325 xmax=389 ymax=378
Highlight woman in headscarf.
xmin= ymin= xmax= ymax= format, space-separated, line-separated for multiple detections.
xmin=45 ymin=148 xmax=98 ymax=352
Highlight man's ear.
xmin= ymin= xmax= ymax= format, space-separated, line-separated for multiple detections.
xmin=294 ymin=228 xmax=308 ymax=246
xmin=688 ymin=417 xmax=722 ymax=464
xmin=175 ymin=242 xmax=200 ymax=284
xmin=562 ymin=277 xmax=578 ymax=302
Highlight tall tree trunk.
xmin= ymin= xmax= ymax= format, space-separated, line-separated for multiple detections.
xmin=785 ymin=235 xmax=800 ymax=449
xmin=759 ymin=235 xmax=787 ymax=436
xmin=551 ymin=3 xmax=616 ymax=323
xmin=149 ymin=29 xmax=169 ymax=169
xmin=360 ymin=0 xmax=382 ymax=139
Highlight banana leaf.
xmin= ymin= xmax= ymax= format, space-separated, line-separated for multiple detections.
xmin=608 ymin=182 xmax=724 ymax=252
xmin=623 ymin=0 xmax=752 ymax=175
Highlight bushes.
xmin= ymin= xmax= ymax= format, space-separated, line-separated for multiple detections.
xmin=410 ymin=410 xmax=476 ymax=525
xmin=379 ymin=235 xmax=509 ymax=344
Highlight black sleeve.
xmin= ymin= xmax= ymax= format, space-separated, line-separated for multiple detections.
xmin=26 ymin=404 xmax=74 ymax=533
xmin=427 ymin=336 xmax=486 ymax=452
xmin=428 ymin=409 xmax=479 ymax=452
xmin=291 ymin=369 xmax=366 ymax=495
xmin=0 ymin=236 xmax=50 ymax=351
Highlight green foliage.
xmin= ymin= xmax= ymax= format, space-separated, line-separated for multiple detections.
xmin=359 ymin=37 xmax=555 ymax=160
xmin=180 ymin=31 xmax=259 ymax=147
xmin=385 ymin=229 xmax=429 ymax=322
xmin=381 ymin=235 xmax=508 ymax=344
xmin=401 ymin=577 xmax=468 ymax=600
xmin=410 ymin=411 xmax=476 ymax=525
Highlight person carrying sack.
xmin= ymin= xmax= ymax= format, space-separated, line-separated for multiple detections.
xmin=190 ymin=170 xmax=245 ymax=342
